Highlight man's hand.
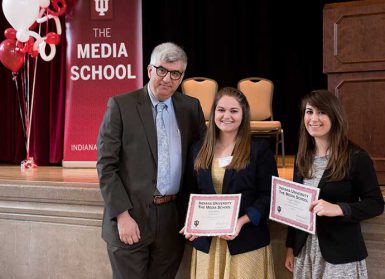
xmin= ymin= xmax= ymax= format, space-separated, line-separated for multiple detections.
xmin=117 ymin=211 xmax=141 ymax=245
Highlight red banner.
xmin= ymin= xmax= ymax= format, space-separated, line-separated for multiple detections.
xmin=63 ymin=0 xmax=142 ymax=167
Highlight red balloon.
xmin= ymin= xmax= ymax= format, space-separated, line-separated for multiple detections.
xmin=4 ymin=28 xmax=17 ymax=40
xmin=46 ymin=32 xmax=61 ymax=45
xmin=17 ymin=38 xmax=34 ymax=54
xmin=31 ymin=50 xmax=39 ymax=58
xmin=49 ymin=0 xmax=67 ymax=16
xmin=0 ymin=39 xmax=25 ymax=72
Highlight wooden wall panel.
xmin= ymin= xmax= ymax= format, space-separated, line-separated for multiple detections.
xmin=324 ymin=0 xmax=385 ymax=73
xmin=324 ymin=0 xmax=385 ymax=186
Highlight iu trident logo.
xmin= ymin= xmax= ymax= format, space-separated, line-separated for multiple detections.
xmin=91 ymin=0 xmax=113 ymax=19
xmin=194 ymin=220 xmax=199 ymax=228
xmin=95 ymin=0 xmax=109 ymax=16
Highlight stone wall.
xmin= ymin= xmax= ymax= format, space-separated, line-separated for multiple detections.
xmin=0 ymin=179 xmax=383 ymax=278
xmin=0 ymin=179 xmax=111 ymax=279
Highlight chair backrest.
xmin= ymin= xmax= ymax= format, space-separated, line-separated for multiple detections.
xmin=182 ymin=77 xmax=218 ymax=120
xmin=237 ymin=77 xmax=274 ymax=121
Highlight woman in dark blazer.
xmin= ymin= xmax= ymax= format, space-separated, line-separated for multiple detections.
xmin=181 ymin=87 xmax=277 ymax=279
xmin=285 ymin=90 xmax=384 ymax=278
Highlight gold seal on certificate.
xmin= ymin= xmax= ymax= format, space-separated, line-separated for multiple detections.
xmin=184 ymin=194 xmax=241 ymax=236
xmin=269 ymin=176 xmax=320 ymax=234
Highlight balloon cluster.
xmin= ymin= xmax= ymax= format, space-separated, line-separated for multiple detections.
xmin=0 ymin=0 xmax=67 ymax=72
xmin=0 ymin=0 xmax=67 ymax=168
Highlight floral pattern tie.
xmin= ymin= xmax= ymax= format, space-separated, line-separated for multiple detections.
xmin=156 ymin=102 xmax=170 ymax=195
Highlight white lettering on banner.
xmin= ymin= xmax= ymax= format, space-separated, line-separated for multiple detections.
xmin=71 ymin=144 xmax=97 ymax=151
xmin=77 ymin=43 xmax=128 ymax=59
xmin=71 ymin=41 xmax=136 ymax=81
xmin=70 ymin=64 xmax=136 ymax=80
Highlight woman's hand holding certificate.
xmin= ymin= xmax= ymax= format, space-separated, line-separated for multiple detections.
xmin=269 ymin=176 xmax=320 ymax=234
xmin=219 ymin=214 xmax=250 ymax=240
xmin=310 ymin=199 xmax=344 ymax=217
xmin=183 ymin=194 xmax=241 ymax=236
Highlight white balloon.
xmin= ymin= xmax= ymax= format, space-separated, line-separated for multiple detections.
xmin=16 ymin=29 xmax=30 ymax=42
xmin=37 ymin=0 xmax=50 ymax=8
xmin=2 ymin=0 xmax=40 ymax=31
xmin=39 ymin=41 xmax=56 ymax=61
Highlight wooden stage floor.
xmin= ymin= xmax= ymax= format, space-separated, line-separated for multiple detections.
xmin=0 ymin=164 xmax=99 ymax=185
xmin=0 ymin=156 xmax=294 ymax=185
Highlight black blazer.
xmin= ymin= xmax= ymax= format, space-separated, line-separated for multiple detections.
xmin=97 ymin=86 xmax=206 ymax=248
xmin=183 ymin=138 xmax=278 ymax=255
xmin=286 ymin=144 xmax=384 ymax=264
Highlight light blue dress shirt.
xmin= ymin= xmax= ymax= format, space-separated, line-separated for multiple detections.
xmin=148 ymin=86 xmax=182 ymax=195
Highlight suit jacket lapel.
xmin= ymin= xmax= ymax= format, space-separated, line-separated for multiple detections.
xmin=222 ymin=169 xmax=235 ymax=194
xmin=200 ymin=168 xmax=217 ymax=194
xmin=317 ymin=169 xmax=331 ymax=190
xmin=136 ymin=87 xmax=157 ymax=162
xmin=295 ymin=165 xmax=329 ymax=191
xmin=172 ymin=93 xmax=189 ymax=172
xmin=199 ymin=166 xmax=234 ymax=194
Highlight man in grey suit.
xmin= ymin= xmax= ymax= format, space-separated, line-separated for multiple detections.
xmin=97 ymin=42 xmax=206 ymax=279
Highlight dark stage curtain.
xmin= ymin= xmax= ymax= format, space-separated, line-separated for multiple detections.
xmin=142 ymin=0 xmax=332 ymax=154
xmin=0 ymin=11 xmax=66 ymax=165
xmin=0 ymin=0 xmax=351 ymax=165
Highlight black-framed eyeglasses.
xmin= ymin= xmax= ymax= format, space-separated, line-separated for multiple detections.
xmin=151 ymin=65 xmax=183 ymax=80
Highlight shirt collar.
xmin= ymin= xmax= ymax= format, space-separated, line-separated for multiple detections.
xmin=147 ymin=84 xmax=172 ymax=109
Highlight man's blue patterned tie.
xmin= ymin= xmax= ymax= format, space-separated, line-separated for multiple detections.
xmin=156 ymin=102 xmax=170 ymax=195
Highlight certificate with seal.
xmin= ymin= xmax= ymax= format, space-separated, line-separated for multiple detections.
xmin=184 ymin=194 xmax=241 ymax=236
xmin=269 ymin=176 xmax=320 ymax=234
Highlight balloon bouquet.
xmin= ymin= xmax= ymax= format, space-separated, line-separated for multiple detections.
xmin=0 ymin=0 xmax=66 ymax=168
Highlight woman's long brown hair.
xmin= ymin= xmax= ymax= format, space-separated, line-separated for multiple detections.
xmin=194 ymin=87 xmax=251 ymax=171
xmin=296 ymin=90 xmax=350 ymax=181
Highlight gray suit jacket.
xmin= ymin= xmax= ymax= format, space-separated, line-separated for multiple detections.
xmin=97 ymin=86 xmax=206 ymax=247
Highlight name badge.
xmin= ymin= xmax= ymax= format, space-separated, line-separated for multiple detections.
xmin=218 ymin=156 xmax=233 ymax=168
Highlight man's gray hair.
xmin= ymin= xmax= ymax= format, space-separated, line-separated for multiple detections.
xmin=150 ymin=42 xmax=188 ymax=71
